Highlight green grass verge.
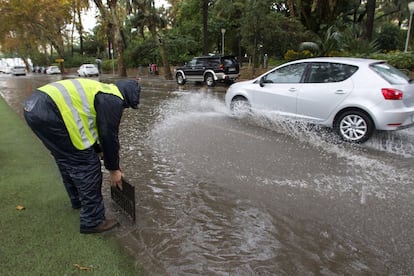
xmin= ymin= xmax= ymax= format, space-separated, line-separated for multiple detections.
xmin=0 ymin=97 xmax=145 ymax=275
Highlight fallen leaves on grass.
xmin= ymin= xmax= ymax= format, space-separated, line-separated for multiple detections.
xmin=73 ymin=264 xmax=93 ymax=271
xmin=15 ymin=205 xmax=25 ymax=210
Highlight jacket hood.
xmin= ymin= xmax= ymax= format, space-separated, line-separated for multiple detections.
xmin=115 ymin=80 xmax=141 ymax=109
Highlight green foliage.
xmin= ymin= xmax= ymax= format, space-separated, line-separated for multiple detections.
xmin=172 ymin=0 xmax=204 ymax=55
xmin=124 ymin=37 xmax=159 ymax=67
xmin=341 ymin=27 xmax=380 ymax=56
xmin=2 ymin=0 xmax=414 ymax=71
xmin=61 ymin=53 xmax=96 ymax=68
xmin=165 ymin=30 xmax=201 ymax=65
xmin=83 ymin=33 xmax=106 ymax=56
xmin=30 ymin=52 xmax=50 ymax=67
xmin=240 ymin=0 xmax=312 ymax=60
xmin=315 ymin=26 xmax=342 ymax=56
xmin=375 ymin=23 xmax=405 ymax=51
xmin=369 ymin=51 xmax=414 ymax=70
xmin=102 ymin=59 xmax=117 ymax=73
xmin=284 ymin=49 xmax=313 ymax=61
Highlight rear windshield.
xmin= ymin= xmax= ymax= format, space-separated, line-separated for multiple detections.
xmin=370 ymin=62 xmax=410 ymax=84
xmin=222 ymin=57 xmax=237 ymax=66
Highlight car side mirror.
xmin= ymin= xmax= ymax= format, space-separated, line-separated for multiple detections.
xmin=259 ymin=77 xmax=265 ymax=87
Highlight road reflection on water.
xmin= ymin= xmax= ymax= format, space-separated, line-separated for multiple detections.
xmin=2 ymin=74 xmax=414 ymax=274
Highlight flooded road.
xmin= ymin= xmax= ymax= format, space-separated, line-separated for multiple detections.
xmin=2 ymin=74 xmax=414 ymax=275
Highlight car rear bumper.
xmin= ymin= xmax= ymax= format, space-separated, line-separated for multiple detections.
xmin=216 ymin=73 xmax=240 ymax=81
xmin=374 ymin=108 xmax=414 ymax=130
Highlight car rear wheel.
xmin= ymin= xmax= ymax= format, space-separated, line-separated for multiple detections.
xmin=230 ymin=97 xmax=250 ymax=117
xmin=176 ymin=73 xmax=186 ymax=85
xmin=205 ymin=73 xmax=215 ymax=87
xmin=334 ymin=110 xmax=374 ymax=143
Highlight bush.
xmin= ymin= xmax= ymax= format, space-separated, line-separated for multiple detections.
xmin=284 ymin=49 xmax=313 ymax=61
xmin=102 ymin=59 xmax=117 ymax=73
xmin=369 ymin=51 xmax=414 ymax=70
xmin=62 ymin=53 xmax=98 ymax=68
xmin=375 ymin=23 xmax=405 ymax=52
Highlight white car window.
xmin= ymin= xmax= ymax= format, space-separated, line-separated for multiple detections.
xmin=307 ymin=62 xmax=357 ymax=83
xmin=263 ymin=63 xmax=307 ymax=83
xmin=370 ymin=62 xmax=410 ymax=85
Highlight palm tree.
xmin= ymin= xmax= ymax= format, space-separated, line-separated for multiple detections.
xmin=130 ymin=0 xmax=172 ymax=79
xmin=93 ymin=0 xmax=128 ymax=77
xmin=299 ymin=26 xmax=341 ymax=56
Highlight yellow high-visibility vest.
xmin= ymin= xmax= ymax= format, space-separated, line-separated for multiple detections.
xmin=38 ymin=79 xmax=124 ymax=150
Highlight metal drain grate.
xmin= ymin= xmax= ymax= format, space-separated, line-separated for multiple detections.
xmin=110 ymin=177 xmax=136 ymax=221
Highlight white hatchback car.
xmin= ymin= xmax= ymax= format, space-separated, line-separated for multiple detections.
xmin=77 ymin=64 xmax=99 ymax=77
xmin=11 ymin=65 xmax=26 ymax=76
xmin=46 ymin=66 xmax=61 ymax=74
xmin=225 ymin=57 xmax=414 ymax=143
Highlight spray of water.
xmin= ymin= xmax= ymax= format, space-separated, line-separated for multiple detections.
xmin=149 ymin=92 xmax=414 ymax=201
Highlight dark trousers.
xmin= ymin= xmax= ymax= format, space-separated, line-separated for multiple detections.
xmin=23 ymin=91 xmax=105 ymax=229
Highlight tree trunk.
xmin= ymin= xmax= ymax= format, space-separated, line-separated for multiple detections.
xmin=288 ymin=0 xmax=295 ymax=17
xmin=298 ymin=0 xmax=313 ymax=31
xmin=365 ymin=0 xmax=376 ymax=41
xmin=158 ymin=37 xmax=173 ymax=80
xmin=94 ymin=0 xmax=127 ymax=77
xmin=76 ymin=5 xmax=84 ymax=55
xmin=203 ymin=0 xmax=209 ymax=55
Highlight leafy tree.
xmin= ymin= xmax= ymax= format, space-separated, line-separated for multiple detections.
xmin=240 ymin=0 xmax=311 ymax=73
xmin=172 ymin=0 xmax=204 ymax=55
xmin=93 ymin=0 xmax=128 ymax=77
xmin=128 ymin=0 xmax=172 ymax=79
xmin=0 ymin=0 xmax=73 ymax=65
xmin=299 ymin=26 xmax=341 ymax=56
xmin=70 ymin=0 xmax=90 ymax=56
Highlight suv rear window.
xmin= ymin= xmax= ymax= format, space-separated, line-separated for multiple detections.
xmin=222 ymin=57 xmax=237 ymax=66
xmin=370 ymin=62 xmax=410 ymax=85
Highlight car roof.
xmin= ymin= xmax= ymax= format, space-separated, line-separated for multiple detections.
xmin=194 ymin=55 xmax=236 ymax=59
xmin=287 ymin=57 xmax=384 ymax=66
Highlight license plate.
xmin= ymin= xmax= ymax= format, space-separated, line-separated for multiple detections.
xmin=229 ymin=68 xmax=236 ymax=72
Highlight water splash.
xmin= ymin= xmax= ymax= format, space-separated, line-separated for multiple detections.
xmin=149 ymin=92 xmax=414 ymax=202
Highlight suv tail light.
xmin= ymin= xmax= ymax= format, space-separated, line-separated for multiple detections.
xmin=219 ymin=64 xmax=224 ymax=70
xmin=382 ymin=88 xmax=403 ymax=100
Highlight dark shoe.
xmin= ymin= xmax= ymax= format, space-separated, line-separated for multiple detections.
xmin=80 ymin=219 xmax=120 ymax=234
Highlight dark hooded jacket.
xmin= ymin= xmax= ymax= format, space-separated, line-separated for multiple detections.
xmin=95 ymin=79 xmax=141 ymax=170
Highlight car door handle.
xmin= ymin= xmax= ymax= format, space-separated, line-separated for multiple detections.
xmin=288 ymin=88 xmax=297 ymax=92
xmin=335 ymin=90 xmax=346 ymax=94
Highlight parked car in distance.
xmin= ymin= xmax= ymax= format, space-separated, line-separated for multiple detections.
xmin=11 ymin=65 xmax=26 ymax=76
xmin=77 ymin=64 xmax=99 ymax=77
xmin=225 ymin=57 xmax=414 ymax=143
xmin=1 ymin=66 xmax=11 ymax=74
xmin=175 ymin=55 xmax=239 ymax=87
xmin=46 ymin=66 xmax=61 ymax=75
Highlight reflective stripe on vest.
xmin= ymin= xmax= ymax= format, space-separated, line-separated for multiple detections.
xmin=38 ymin=79 xmax=124 ymax=150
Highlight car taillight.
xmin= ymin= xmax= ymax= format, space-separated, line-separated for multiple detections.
xmin=382 ymin=88 xmax=403 ymax=100
xmin=219 ymin=64 xmax=224 ymax=70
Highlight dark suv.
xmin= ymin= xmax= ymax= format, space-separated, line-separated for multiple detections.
xmin=175 ymin=55 xmax=240 ymax=87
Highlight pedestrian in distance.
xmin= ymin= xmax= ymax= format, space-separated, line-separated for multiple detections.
xmin=23 ymin=78 xmax=141 ymax=234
